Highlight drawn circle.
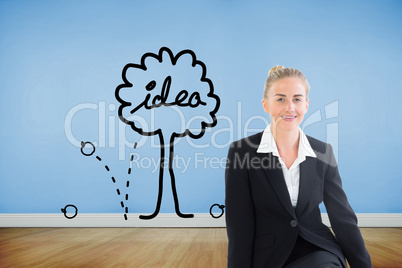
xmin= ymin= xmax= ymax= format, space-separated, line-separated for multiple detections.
xmin=210 ymin=204 xmax=225 ymax=219
xmin=61 ymin=204 xmax=78 ymax=219
xmin=80 ymin=141 xmax=95 ymax=156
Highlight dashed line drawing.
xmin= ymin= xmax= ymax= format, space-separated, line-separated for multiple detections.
xmin=80 ymin=141 xmax=128 ymax=220
xmin=123 ymin=148 xmax=136 ymax=221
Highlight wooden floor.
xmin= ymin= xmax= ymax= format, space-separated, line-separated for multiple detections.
xmin=0 ymin=228 xmax=401 ymax=267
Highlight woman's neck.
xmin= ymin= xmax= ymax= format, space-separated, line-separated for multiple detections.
xmin=271 ymin=125 xmax=300 ymax=153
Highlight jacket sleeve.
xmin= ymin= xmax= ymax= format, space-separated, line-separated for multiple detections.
xmin=323 ymin=144 xmax=372 ymax=268
xmin=225 ymin=142 xmax=255 ymax=268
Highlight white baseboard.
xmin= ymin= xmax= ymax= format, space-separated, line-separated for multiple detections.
xmin=0 ymin=213 xmax=401 ymax=228
xmin=0 ymin=213 xmax=225 ymax=228
xmin=321 ymin=213 xmax=402 ymax=228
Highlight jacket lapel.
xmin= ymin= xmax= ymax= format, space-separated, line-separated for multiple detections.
xmin=262 ymin=154 xmax=296 ymax=219
xmin=296 ymin=157 xmax=316 ymax=217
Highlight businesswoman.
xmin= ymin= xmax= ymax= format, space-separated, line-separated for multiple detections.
xmin=225 ymin=66 xmax=372 ymax=268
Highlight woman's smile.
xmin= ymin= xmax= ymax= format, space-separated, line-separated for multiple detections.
xmin=281 ymin=115 xmax=298 ymax=121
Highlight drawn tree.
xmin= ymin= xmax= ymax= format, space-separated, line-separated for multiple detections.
xmin=115 ymin=47 xmax=220 ymax=219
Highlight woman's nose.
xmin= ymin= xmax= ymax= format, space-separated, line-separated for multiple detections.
xmin=286 ymin=101 xmax=295 ymax=112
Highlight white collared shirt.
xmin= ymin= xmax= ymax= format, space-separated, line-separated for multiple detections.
xmin=257 ymin=124 xmax=317 ymax=207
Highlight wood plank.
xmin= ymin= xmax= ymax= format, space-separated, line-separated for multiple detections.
xmin=177 ymin=228 xmax=216 ymax=268
xmin=0 ymin=227 xmax=401 ymax=267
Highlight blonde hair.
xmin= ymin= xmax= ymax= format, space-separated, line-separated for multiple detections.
xmin=263 ymin=65 xmax=310 ymax=99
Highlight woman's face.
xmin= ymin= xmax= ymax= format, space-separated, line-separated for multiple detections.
xmin=262 ymin=77 xmax=309 ymax=132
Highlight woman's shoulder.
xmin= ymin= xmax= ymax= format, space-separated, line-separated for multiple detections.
xmin=305 ymin=135 xmax=336 ymax=165
xmin=229 ymin=131 xmax=264 ymax=152
xmin=305 ymin=135 xmax=328 ymax=153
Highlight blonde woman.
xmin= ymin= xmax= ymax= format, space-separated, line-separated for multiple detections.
xmin=225 ymin=66 xmax=372 ymax=268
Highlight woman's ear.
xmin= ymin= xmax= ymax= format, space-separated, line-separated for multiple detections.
xmin=262 ymin=99 xmax=270 ymax=113
xmin=305 ymin=98 xmax=310 ymax=112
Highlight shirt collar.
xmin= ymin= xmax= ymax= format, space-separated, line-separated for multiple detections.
xmin=256 ymin=124 xmax=317 ymax=159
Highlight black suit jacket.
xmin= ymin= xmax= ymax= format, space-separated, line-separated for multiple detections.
xmin=225 ymin=132 xmax=372 ymax=268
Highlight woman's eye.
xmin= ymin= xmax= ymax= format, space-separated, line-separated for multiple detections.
xmin=294 ymin=98 xmax=301 ymax=102
xmin=277 ymin=98 xmax=284 ymax=102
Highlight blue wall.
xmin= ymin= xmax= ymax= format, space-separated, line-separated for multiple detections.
xmin=1 ymin=0 xmax=401 ymax=216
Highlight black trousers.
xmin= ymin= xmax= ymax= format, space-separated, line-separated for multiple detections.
xmin=283 ymin=250 xmax=344 ymax=268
